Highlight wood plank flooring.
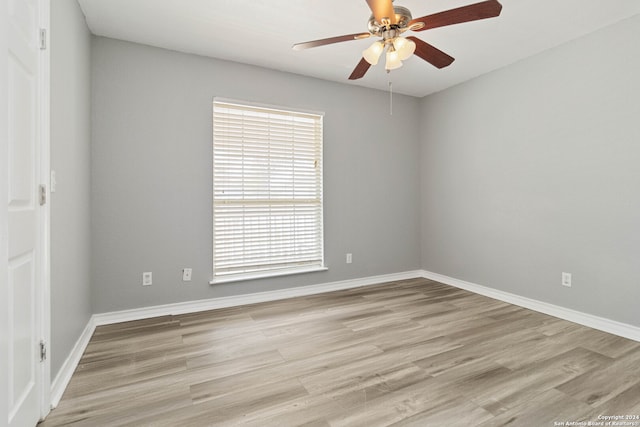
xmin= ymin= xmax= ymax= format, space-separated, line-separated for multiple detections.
xmin=41 ymin=278 xmax=640 ymax=426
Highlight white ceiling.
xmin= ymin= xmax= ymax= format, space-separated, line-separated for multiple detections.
xmin=77 ymin=0 xmax=640 ymax=97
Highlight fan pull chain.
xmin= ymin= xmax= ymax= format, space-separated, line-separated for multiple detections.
xmin=389 ymin=81 xmax=393 ymax=116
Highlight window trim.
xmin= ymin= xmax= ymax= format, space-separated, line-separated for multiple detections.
xmin=211 ymin=97 xmax=326 ymax=284
xmin=209 ymin=266 xmax=328 ymax=285
xmin=213 ymin=97 xmax=325 ymax=120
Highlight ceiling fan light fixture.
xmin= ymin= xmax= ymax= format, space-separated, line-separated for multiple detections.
xmin=385 ymin=49 xmax=402 ymax=71
xmin=293 ymin=0 xmax=504 ymax=80
xmin=362 ymin=41 xmax=384 ymax=65
xmin=394 ymin=37 xmax=416 ymax=61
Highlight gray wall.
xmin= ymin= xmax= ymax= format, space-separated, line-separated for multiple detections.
xmin=91 ymin=37 xmax=421 ymax=313
xmin=50 ymin=0 xmax=93 ymax=376
xmin=420 ymin=15 xmax=640 ymax=327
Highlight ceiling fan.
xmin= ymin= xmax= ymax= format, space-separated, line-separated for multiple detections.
xmin=292 ymin=0 xmax=503 ymax=80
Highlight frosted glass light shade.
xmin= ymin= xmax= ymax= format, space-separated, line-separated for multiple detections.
xmin=394 ymin=37 xmax=416 ymax=61
xmin=385 ymin=50 xmax=402 ymax=70
xmin=362 ymin=42 xmax=384 ymax=65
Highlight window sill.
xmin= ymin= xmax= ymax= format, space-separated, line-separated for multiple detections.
xmin=210 ymin=266 xmax=328 ymax=285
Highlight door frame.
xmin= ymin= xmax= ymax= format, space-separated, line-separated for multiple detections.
xmin=1 ymin=0 xmax=10 ymax=421
xmin=38 ymin=0 xmax=51 ymax=419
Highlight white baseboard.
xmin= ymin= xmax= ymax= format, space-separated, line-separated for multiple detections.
xmin=50 ymin=316 xmax=96 ymax=408
xmin=420 ymin=270 xmax=640 ymax=342
xmin=92 ymin=270 xmax=424 ymax=326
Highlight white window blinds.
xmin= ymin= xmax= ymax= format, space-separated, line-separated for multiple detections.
xmin=212 ymin=99 xmax=325 ymax=282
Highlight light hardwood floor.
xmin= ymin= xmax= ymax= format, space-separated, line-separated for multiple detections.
xmin=41 ymin=278 xmax=640 ymax=426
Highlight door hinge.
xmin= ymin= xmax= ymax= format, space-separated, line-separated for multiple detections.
xmin=39 ymin=184 xmax=47 ymax=206
xmin=40 ymin=340 xmax=47 ymax=362
xmin=39 ymin=28 xmax=47 ymax=50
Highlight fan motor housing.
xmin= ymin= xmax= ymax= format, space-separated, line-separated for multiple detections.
xmin=367 ymin=6 xmax=412 ymax=36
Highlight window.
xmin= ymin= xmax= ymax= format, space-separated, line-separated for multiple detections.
xmin=212 ymin=99 xmax=325 ymax=283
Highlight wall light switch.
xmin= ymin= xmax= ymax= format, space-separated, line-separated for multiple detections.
xmin=346 ymin=253 xmax=352 ymax=264
xmin=50 ymin=170 xmax=56 ymax=193
xmin=143 ymin=272 xmax=152 ymax=286
xmin=182 ymin=268 xmax=192 ymax=282
xmin=562 ymin=272 xmax=572 ymax=287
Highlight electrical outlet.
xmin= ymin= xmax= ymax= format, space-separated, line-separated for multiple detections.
xmin=562 ymin=272 xmax=572 ymax=287
xmin=182 ymin=268 xmax=192 ymax=282
xmin=346 ymin=253 xmax=352 ymax=264
xmin=142 ymin=272 xmax=152 ymax=286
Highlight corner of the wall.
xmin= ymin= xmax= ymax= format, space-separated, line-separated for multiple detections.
xmin=50 ymin=316 xmax=96 ymax=409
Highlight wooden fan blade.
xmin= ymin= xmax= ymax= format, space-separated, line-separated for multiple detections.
xmin=407 ymin=36 xmax=455 ymax=69
xmin=365 ymin=0 xmax=397 ymax=25
xmin=293 ymin=33 xmax=371 ymax=50
xmin=409 ymin=0 xmax=502 ymax=32
xmin=349 ymin=58 xmax=372 ymax=80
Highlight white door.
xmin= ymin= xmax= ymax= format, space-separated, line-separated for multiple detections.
xmin=6 ymin=0 xmax=49 ymax=425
